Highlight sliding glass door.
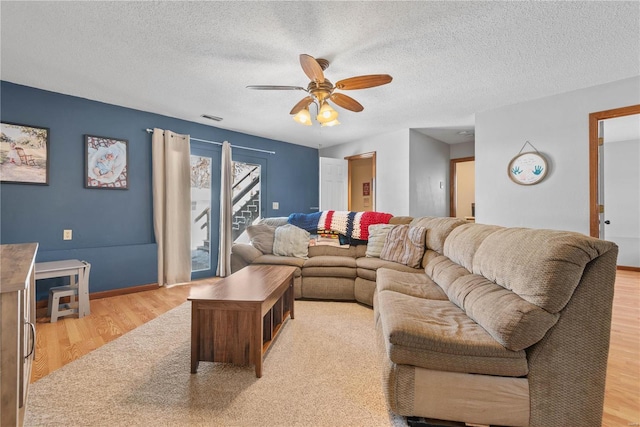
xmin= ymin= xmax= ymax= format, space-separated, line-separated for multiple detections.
xmin=190 ymin=143 xmax=219 ymax=279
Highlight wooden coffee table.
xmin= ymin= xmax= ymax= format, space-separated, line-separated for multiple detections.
xmin=188 ymin=265 xmax=296 ymax=378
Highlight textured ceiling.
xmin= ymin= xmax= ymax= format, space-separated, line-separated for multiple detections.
xmin=1 ymin=1 xmax=639 ymax=148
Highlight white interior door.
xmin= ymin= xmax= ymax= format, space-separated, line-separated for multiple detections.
xmin=602 ymin=114 xmax=640 ymax=268
xmin=319 ymin=157 xmax=348 ymax=211
xmin=598 ymin=120 xmax=606 ymax=239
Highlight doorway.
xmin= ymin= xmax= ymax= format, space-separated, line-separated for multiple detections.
xmin=450 ymin=157 xmax=475 ymax=220
xmin=345 ymin=152 xmax=376 ymax=211
xmin=589 ymin=104 xmax=640 ymax=269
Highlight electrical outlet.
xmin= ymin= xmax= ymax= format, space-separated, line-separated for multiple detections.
xmin=272 ymin=202 xmax=279 ymax=210
xmin=63 ymin=229 xmax=72 ymax=240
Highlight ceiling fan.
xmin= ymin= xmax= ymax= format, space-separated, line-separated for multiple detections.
xmin=247 ymin=54 xmax=392 ymax=127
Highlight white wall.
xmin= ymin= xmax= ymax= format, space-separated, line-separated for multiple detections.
xmin=475 ymin=76 xmax=640 ymax=234
xmin=319 ymin=129 xmax=411 ymax=215
xmin=450 ymin=141 xmax=475 ymax=159
xmin=409 ymin=130 xmax=450 ymax=217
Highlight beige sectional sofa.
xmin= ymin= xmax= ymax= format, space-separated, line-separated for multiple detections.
xmin=230 ymin=215 xmax=414 ymax=306
xmin=230 ymin=215 xmax=618 ymax=427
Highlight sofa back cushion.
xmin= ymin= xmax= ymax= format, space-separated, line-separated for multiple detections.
xmin=424 ymin=250 xmax=561 ymax=351
xmin=389 ymin=216 xmax=413 ymax=225
xmin=380 ymin=225 xmax=426 ymax=268
xmin=472 ymin=228 xmax=616 ymax=314
xmin=448 ymin=274 xmax=560 ymax=351
xmin=366 ymin=224 xmax=396 ymax=258
xmin=246 ymin=224 xmax=276 ymax=254
xmin=410 ymin=216 xmax=467 ymax=255
xmin=432 ymin=224 xmax=618 ymax=350
xmin=443 ymin=223 xmax=504 ymax=272
xmin=259 ymin=217 xmax=289 ymax=227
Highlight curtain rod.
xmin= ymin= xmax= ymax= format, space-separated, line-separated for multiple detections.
xmin=145 ymin=128 xmax=275 ymax=155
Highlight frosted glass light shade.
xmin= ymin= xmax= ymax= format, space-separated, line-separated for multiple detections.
xmin=321 ymin=119 xmax=340 ymax=127
xmin=317 ymin=102 xmax=339 ymax=123
xmin=293 ymin=108 xmax=312 ymax=125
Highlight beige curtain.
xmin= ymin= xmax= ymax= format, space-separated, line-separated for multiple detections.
xmin=152 ymin=128 xmax=192 ymax=286
xmin=216 ymin=141 xmax=232 ymax=277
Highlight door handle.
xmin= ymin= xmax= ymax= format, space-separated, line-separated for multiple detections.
xmin=604 ymin=220 xmax=611 ymax=225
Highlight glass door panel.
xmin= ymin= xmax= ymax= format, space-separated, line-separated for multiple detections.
xmin=191 ymin=154 xmax=212 ymax=272
xmin=232 ymin=161 xmax=261 ymax=242
xmin=190 ymin=143 xmax=220 ymax=279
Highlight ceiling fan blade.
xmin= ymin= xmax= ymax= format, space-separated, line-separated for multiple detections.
xmin=300 ymin=54 xmax=325 ymax=83
xmin=246 ymin=85 xmax=306 ymax=91
xmin=334 ymin=74 xmax=393 ymax=90
xmin=330 ymin=93 xmax=364 ymax=112
xmin=289 ymin=96 xmax=315 ymax=115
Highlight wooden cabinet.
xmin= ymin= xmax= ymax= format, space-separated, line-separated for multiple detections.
xmin=1 ymin=243 xmax=38 ymax=427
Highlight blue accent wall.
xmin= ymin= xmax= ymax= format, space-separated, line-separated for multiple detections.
xmin=0 ymin=81 xmax=319 ymax=300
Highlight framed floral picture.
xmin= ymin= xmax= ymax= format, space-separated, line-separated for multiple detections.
xmin=0 ymin=121 xmax=50 ymax=185
xmin=85 ymin=135 xmax=128 ymax=189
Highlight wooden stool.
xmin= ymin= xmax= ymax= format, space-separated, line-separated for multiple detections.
xmin=48 ymin=286 xmax=79 ymax=322
xmin=37 ymin=260 xmax=91 ymax=323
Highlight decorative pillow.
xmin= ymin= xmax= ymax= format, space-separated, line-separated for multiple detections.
xmin=366 ymin=224 xmax=396 ymax=257
xmin=246 ymin=224 xmax=276 ymax=254
xmin=273 ymin=224 xmax=310 ymax=259
xmin=380 ymin=225 xmax=427 ymax=268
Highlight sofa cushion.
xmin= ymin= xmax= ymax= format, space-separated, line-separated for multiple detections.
xmin=410 ymin=217 xmax=467 ymax=254
xmin=472 ymin=228 xmax=616 ymax=313
xmin=304 ymin=255 xmax=357 ymax=268
xmin=253 ymin=254 xmax=305 ymax=269
xmin=302 ymin=255 xmax=357 ymax=277
xmin=272 ymin=224 xmax=310 ymax=259
xmin=376 ymin=268 xmax=448 ymax=300
xmin=308 ymin=244 xmax=358 ymax=258
xmin=424 ymin=254 xmax=471 ymax=294
xmin=246 ymin=223 xmax=276 ymax=254
xmin=230 ymin=243 xmax=263 ymax=264
xmin=377 ymin=290 xmax=528 ymax=377
xmin=302 ymin=267 xmax=357 ymax=278
xmin=389 ymin=216 xmax=413 ymax=225
xmin=301 ymin=276 xmax=354 ymax=300
xmin=366 ymin=224 xmax=396 ymax=258
xmin=356 ymin=257 xmax=422 ymax=281
xmin=380 ymin=225 xmax=427 ymax=268
xmin=443 ymin=223 xmax=504 ymax=272
xmin=446 ymin=274 xmax=560 ymax=351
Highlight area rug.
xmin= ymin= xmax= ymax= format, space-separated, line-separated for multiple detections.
xmin=25 ymin=300 xmax=408 ymax=426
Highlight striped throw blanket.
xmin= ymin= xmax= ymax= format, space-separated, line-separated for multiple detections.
xmin=288 ymin=211 xmax=393 ymax=240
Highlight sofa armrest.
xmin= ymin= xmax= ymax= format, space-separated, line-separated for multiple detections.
xmin=230 ymin=243 xmax=264 ymax=274
xmin=231 ymin=243 xmax=263 ymax=264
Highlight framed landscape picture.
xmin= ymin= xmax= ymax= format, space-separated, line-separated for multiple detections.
xmin=0 ymin=121 xmax=50 ymax=185
xmin=85 ymin=135 xmax=129 ymax=189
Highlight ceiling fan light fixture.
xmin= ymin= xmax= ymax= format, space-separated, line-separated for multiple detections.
xmin=248 ymin=54 xmax=391 ymax=129
xmin=317 ymin=101 xmax=339 ymax=124
xmin=292 ymin=107 xmax=312 ymax=126
xmin=321 ymin=119 xmax=340 ymax=127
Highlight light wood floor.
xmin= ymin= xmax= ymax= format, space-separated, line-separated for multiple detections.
xmin=32 ymin=271 xmax=639 ymax=426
